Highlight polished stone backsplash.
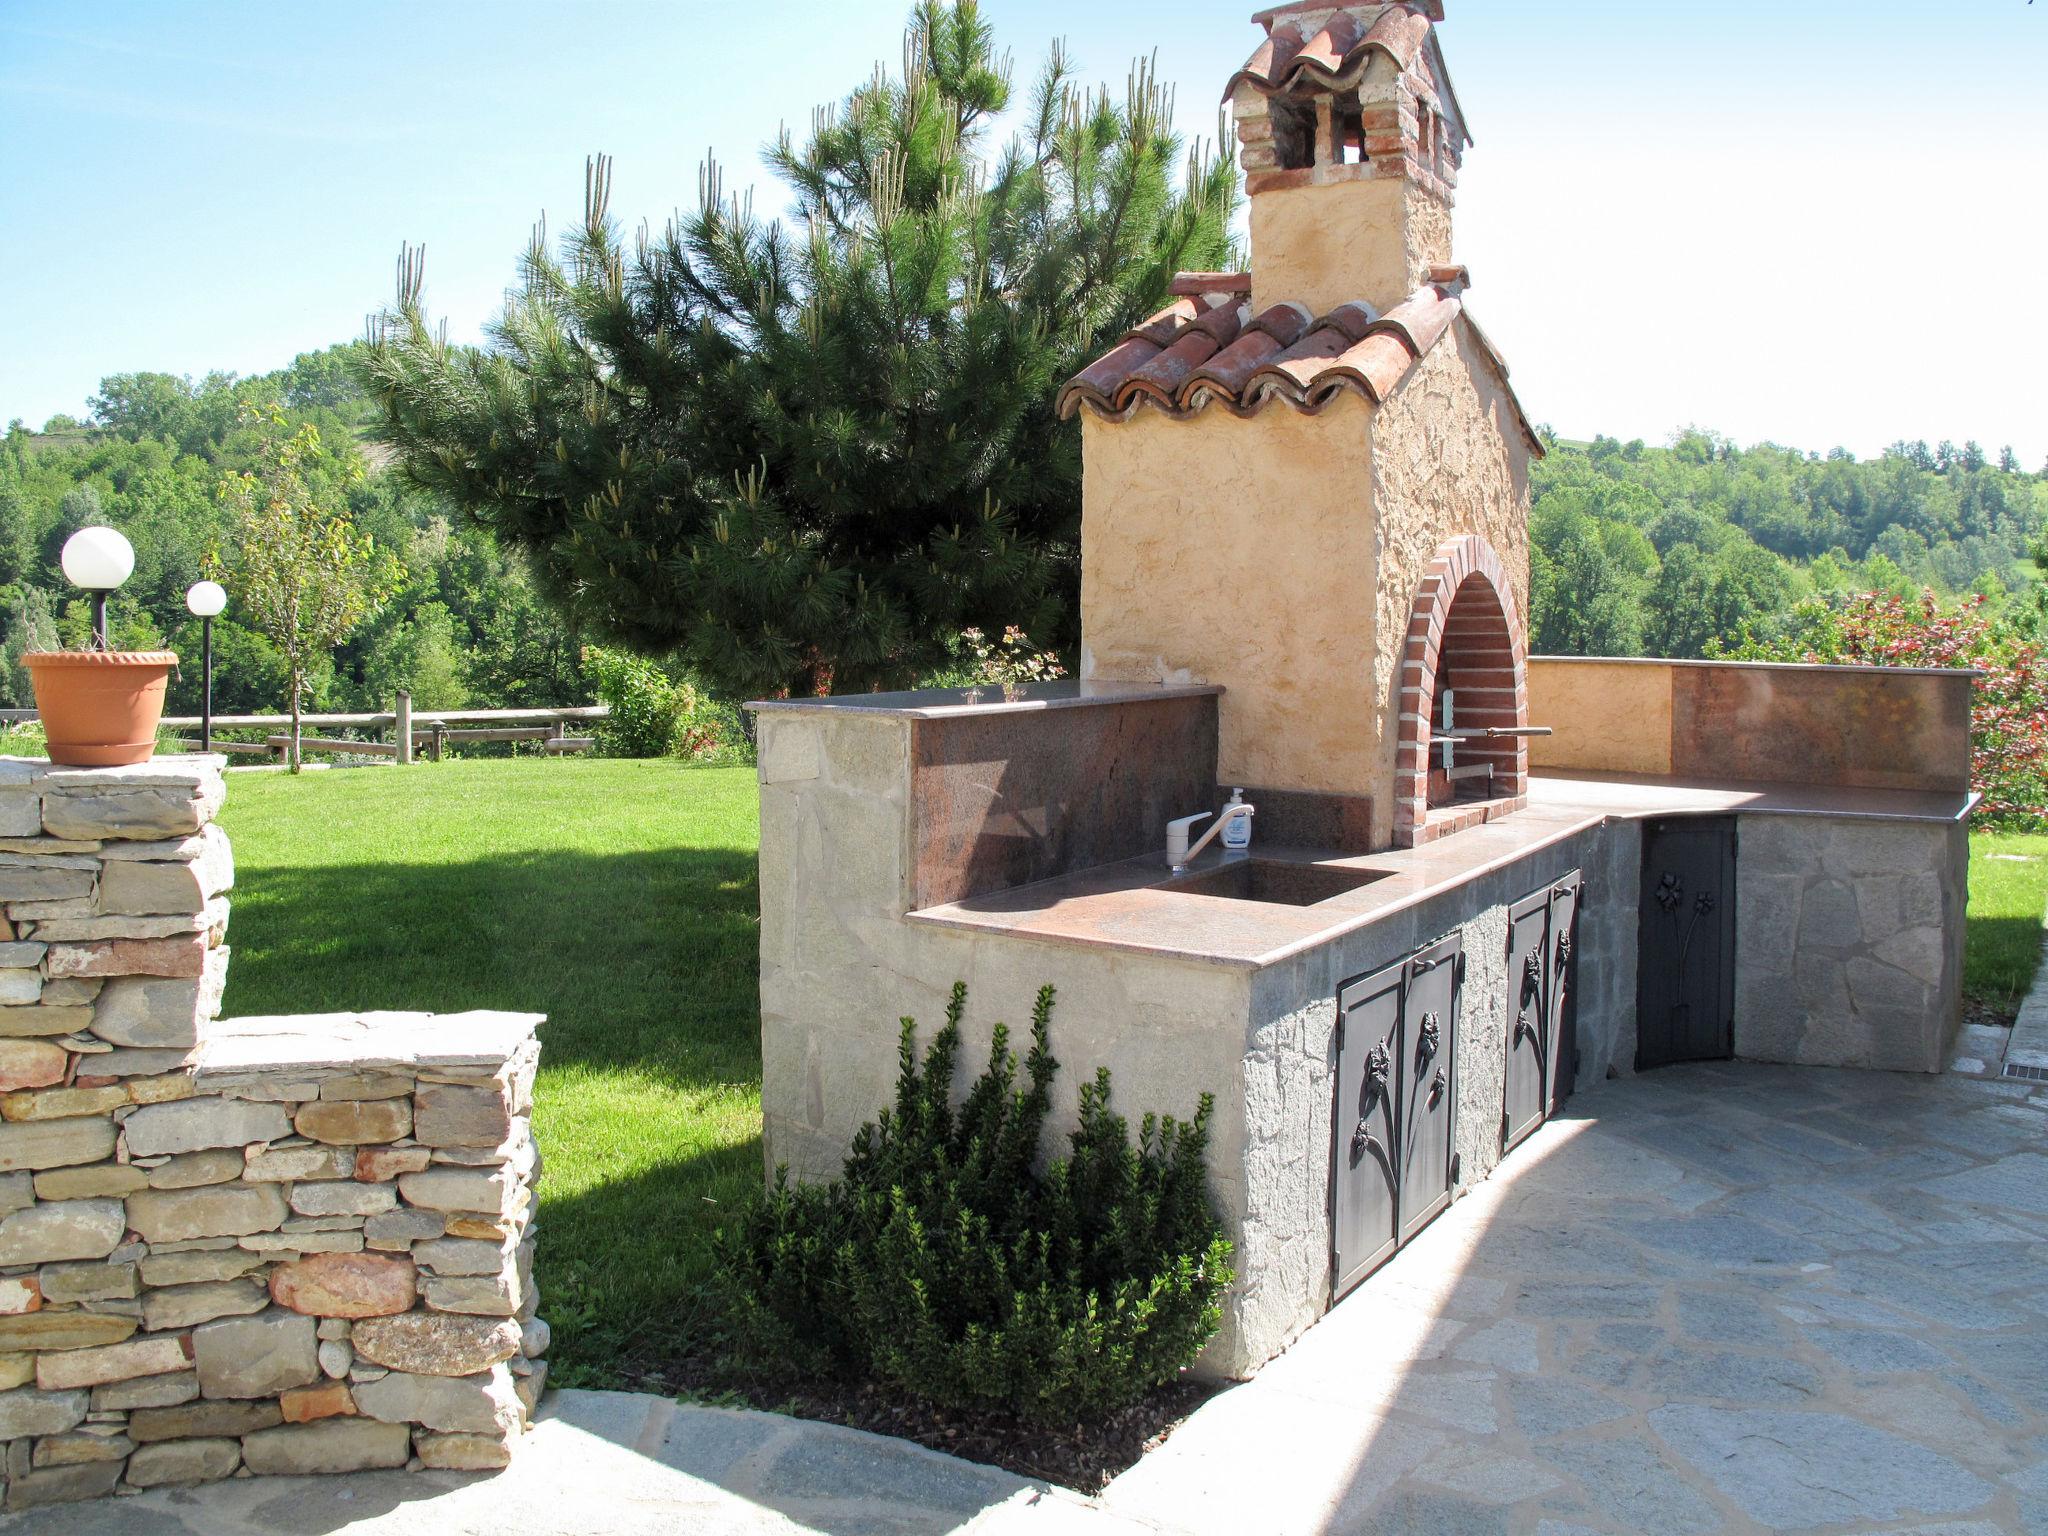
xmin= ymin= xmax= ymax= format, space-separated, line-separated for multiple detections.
xmin=909 ymin=694 xmax=1219 ymax=909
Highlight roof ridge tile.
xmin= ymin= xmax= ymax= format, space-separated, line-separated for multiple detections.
xmin=1057 ymin=286 xmax=1540 ymax=454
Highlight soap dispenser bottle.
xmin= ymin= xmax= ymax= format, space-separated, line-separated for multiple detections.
xmin=1221 ymin=788 xmax=1252 ymax=852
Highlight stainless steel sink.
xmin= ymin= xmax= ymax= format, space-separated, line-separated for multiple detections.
xmin=1154 ymin=858 xmax=1393 ymax=907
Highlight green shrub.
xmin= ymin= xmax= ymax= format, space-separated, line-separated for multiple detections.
xmin=713 ymin=983 xmax=1232 ymax=1425
xmin=584 ymin=646 xmax=753 ymax=763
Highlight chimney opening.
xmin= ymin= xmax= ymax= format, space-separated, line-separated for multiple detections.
xmin=1335 ymin=99 xmax=1366 ymax=166
xmin=1271 ymin=97 xmax=1315 ymax=170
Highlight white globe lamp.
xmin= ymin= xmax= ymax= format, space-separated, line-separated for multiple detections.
xmin=60 ymin=526 xmax=136 ymax=649
xmin=185 ymin=581 xmax=229 ymax=753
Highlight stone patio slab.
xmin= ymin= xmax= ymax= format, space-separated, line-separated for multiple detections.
xmin=1103 ymin=1064 xmax=2046 ymax=1536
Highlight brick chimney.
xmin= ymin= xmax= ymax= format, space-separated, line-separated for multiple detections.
xmin=1227 ymin=3 xmax=1469 ymax=317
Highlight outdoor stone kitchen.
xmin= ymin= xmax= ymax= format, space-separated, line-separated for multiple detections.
xmin=752 ymin=0 xmax=1978 ymax=1378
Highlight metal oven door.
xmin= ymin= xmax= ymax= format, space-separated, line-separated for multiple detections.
xmin=1331 ymin=959 xmax=1402 ymax=1301
xmin=1399 ymin=933 xmax=1461 ymax=1246
xmin=1502 ymin=887 xmax=1552 ymax=1153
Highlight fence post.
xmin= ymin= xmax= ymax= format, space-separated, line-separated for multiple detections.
xmin=395 ymin=691 xmax=413 ymax=766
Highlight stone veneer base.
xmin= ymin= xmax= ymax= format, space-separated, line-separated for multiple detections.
xmin=0 ymin=757 xmax=547 ymax=1512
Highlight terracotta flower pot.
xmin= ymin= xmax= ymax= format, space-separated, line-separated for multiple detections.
xmin=23 ymin=651 xmax=179 ymax=768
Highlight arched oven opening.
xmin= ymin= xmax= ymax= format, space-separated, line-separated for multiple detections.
xmin=1394 ymin=536 xmax=1543 ymax=847
xmin=1429 ymin=572 xmax=1521 ymax=808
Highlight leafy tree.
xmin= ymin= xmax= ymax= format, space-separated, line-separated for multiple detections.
xmin=0 ymin=487 xmax=30 ymax=587
xmin=0 ymin=588 xmax=58 ymax=708
xmin=360 ymin=0 xmax=1238 ymax=698
xmin=89 ymin=373 xmax=198 ymax=444
xmin=360 ymin=599 xmax=469 ymax=710
xmin=1529 ymin=502 xmax=1649 ymax=655
xmin=213 ymin=407 xmax=403 ymax=769
xmin=39 ymin=483 xmax=106 ymax=582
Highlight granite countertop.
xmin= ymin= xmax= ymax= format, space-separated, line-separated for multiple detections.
xmin=906 ymin=772 xmax=1977 ymax=971
xmin=744 ymin=679 xmax=1223 ymax=719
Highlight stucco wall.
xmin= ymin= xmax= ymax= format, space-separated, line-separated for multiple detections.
xmin=1527 ymin=658 xmax=1974 ymax=794
xmin=1078 ymin=396 xmax=1383 ymax=802
xmin=755 ymin=711 xmax=1259 ymax=1369
xmin=1527 ymin=660 xmax=1675 ymax=777
xmin=1248 ymin=177 xmax=1451 ymax=317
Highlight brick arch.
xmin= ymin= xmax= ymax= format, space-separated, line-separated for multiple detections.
xmin=1393 ymin=535 xmax=1529 ymax=847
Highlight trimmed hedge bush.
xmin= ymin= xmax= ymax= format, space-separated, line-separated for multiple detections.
xmin=714 ymin=983 xmax=1233 ymax=1425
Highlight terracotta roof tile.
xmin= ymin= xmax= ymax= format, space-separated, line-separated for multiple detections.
xmin=1366 ymin=287 xmax=1458 ymax=358
xmin=1127 ymin=296 xmax=1206 ymax=347
xmin=1181 ymin=303 xmax=1317 ymax=403
xmin=1057 ymin=271 xmax=1541 ymax=453
xmin=1119 ymin=303 xmax=1249 ymax=407
xmin=1063 ymin=335 xmax=1167 ymax=413
xmin=1322 ymin=332 xmax=1417 ymax=403
xmin=1226 ymin=3 xmax=1434 ymax=100
xmin=1233 ymin=24 xmax=1306 ymax=101
xmin=1168 ymin=271 xmax=1253 ymax=297
xmin=1293 ymin=11 xmax=1364 ymax=81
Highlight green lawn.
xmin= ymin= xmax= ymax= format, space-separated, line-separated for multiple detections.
xmin=216 ymin=758 xmax=762 ymax=1389
xmin=1966 ymin=830 xmax=2048 ymax=1015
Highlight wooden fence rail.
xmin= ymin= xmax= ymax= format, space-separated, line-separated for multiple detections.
xmin=156 ymin=706 xmax=611 ymax=731
xmin=12 ymin=700 xmax=610 ymax=766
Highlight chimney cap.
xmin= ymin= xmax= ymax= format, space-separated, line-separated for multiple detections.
xmin=1251 ymin=0 xmax=1443 ymax=30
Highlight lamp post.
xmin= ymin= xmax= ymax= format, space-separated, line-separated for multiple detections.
xmin=59 ymin=527 xmax=136 ymax=650
xmin=184 ymin=582 xmax=227 ymax=755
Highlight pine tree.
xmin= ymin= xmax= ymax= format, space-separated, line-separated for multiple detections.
xmin=358 ymin=1 xmax=1237 ymax=698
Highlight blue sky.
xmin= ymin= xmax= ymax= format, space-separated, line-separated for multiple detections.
xmin=2 ymin=1 xmax=2044 ymax=462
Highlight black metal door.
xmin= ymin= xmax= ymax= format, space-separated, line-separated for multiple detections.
xmin=1548 ymin=872 xmax=1582 ymax=1112
xmin=1502 ymin=889 xmax=1551 ymax=1153
xmin=1398 ymin=935 xmax=1460 ymax=1245
xmin=1637 ymin=818 xmax=1737 ymax=1069
xmin=1332 ymin=960 xmax=1402 ymax=1298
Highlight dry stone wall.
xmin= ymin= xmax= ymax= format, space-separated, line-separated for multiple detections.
xmin=0 ymin=757 xmax=547 ymax=1511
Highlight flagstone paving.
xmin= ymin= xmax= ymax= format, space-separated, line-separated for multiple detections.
xmin=10 ymin=1063 xmax=2044 ymax=1535
xmin=1101 ymin=1062 xmax=2048 ymax=1535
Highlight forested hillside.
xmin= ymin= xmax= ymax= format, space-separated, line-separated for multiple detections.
xmin=6 ymin=347 xmax=2045 ymax=717
xmin=1529 ymin=429 xmax=2048 ymax=658
xmin=0 ymin=345 xmax=588 ymax=717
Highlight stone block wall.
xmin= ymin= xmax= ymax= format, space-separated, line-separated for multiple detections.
xmin=0 ymin=758 xmax=548 ymax=1511
xmin=1733 ymin=814 xmax=1969 ymax=1074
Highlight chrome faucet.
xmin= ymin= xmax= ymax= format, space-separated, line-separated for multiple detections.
xmin=1166 ymin=800 xmax=1255 ymax=873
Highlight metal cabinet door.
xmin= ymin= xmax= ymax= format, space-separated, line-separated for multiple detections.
xmin=1332 ymin=960 xmax=1403 ymax=1300
xmin=1637 ymin=818 xmax=1738 ymax=1069
xmin=1502 ymin=889 xmax=1552 ymax=1153
xmin=1399 ymin=934 xmax=1461 ymax=1245
xmin=1547 ymin=871 xmax=1583 ymax=1113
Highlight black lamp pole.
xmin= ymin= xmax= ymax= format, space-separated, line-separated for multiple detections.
xmin=201 ymin=616 xmax=214 ymax=756
xmin=90 ymin=592 xmax=108 ymax=651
